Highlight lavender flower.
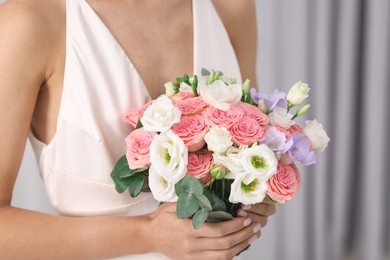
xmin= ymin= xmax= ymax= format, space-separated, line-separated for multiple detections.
xmin=250 ymin=88 xmax=288 ymax=110
xmin=265 ymin=127 xmax=293 ymax=152
xmin=287 ymin=132 xmax=316 ymax=165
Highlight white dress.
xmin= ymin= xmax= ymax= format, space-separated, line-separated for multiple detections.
xmin=29 ymin=0 xmax=242 ymax=258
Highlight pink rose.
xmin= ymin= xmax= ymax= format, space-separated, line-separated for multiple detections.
xmin=230 ymin=117 xmax=267 ymax=146
xmin=125 ymin=128 xmax=156 ymax=169
xmin=187 ymin=151 xmax=213 ymax=185
xmin=276 ymin=124 xmax=302 ymax=140
xmin=237 ymin=102 xmax=269 ymax=127
xmin=267 ymin=163 xmax=301 ymax=204
xmin=176 ymin=96 xmax=208 ymax=116
xmin=172 ymin=115 xmax=209 ymax=152
xmin=123 ymin=101 xmax=153 ymax=128
xmin=204 ymin=106 xmax=244 ymax=129
xmin=170 ymin=91 xmax=195 ymax=104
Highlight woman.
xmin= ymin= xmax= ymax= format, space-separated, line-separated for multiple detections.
xmin=0 ymin=0 xmax=276 ymax=259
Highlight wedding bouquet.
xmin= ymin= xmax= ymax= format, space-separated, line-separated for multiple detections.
xmin=111 ymin=69 xmax=330 ymax=229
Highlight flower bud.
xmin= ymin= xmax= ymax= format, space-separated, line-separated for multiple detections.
xmin=242 ymin=79 xmax=251 ymax=95
xmin=210 ymin=164 xmax=227 ymax=180
xmin=287 ymin=81 xmax=310 ymax=106
xmin=295 ymin=104 xmax=311 ymax=118
xmin=257 ymin=99 xmax=269 ymax=114
xmin=164 ymin=81 xmax=175 ymax=96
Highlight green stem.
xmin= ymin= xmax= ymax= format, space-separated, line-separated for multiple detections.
xmin=221 ymin=179 xmax=225 ymax=200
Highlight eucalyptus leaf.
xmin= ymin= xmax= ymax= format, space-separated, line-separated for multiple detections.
xmin=192 ymin=208 xmax=209 ymax=230
xmin=181 ymin=176 xmax=203 ymax=195
xmin=194 ymin=194 xmax=212 ymax=211
xmin=207 ymin=211 xmax=233 ymax=223
xmin=111 ymin=155 xmax=147 ymax=180
xmin=203 ymin=189 xmax=226 ymax=212
xmin=136 ymin=120 xmax=143 ymax=129
xmin=127 ymin=173 xmax=145 ymax=198
xmin=174 ymin=181 xmax=184 ymax=197
xmin=176 ymin=191 xmax=199 ymax=219
xmin=113 ymin=177 xmax=133 ymax=194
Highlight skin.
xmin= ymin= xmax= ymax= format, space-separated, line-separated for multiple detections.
xmin=0 ymin=0 xmax=275 ymax=259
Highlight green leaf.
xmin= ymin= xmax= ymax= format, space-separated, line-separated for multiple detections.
xmin=176 ymin=191 xmax=199 ymax=219
xmin=203 ymin=189 xmax=226 ymax=212
xmin=113 ymin=177 xmax=134 ymax=193
xmin=192 ymin=208 xmax=209 ymax=230
xmin=111 ymin=156 xmax=146 ymax=180
xmin=201 ymin=68 xmax=211 ymax=76
xmin=181 ymin=176 xmax=204 ymax=195
xmin=207 ymin=211 xmax=233 ymax=223
xmin=127 ymin=174 xmax=145 ymax=198
xmin=136 ymin=120 xmax=143 ymax=129
xmin=175 ymin=181 xmax=184 ymax=197
xmin=194 ymin=193 xmax=212 ymax=211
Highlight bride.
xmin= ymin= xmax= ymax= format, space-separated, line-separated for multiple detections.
xmin=0 ymin=0 xmax=276 ymax=259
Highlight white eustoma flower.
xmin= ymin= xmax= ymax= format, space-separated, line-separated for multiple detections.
xmin=141 ymin=95 xmax=181 ymax=132
xmin=302 ymin=119 xmax=330 ymax=151
xmin=240 ymin=144 xmax=278 ymax=181
xmin=149 ymin=130 xmax=188 ymax=183
xmin=287 ymin=81 xmax=310 ymax=106
xmin=148 ymin=166 xmax=177 ymax=202
xmin=213 ymin=146 xmax=246 ymax=179
xmin=229 ymin=174 xmax=268 ymax=205
xmin=198 ymin=80 xmax=242 ymax=111
xmin=269 ymin=106 xmax=295 ymax=129
xmin=204 ymin=126 xmax=233 ymax=154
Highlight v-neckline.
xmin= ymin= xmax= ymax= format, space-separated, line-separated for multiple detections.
xmin=81 ymin=0 xmax=195 ymax=100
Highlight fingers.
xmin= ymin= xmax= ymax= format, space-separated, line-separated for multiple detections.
xmin=197 ymin=230 xmax=261 ymax=260
xmin=196 ymin=216 xmax=252 ymax=238
xmin=238 ymin=209 xmax=269 ymax=228
xmin=242 ymin=202 xmax=276 ymax=217
xmin=196 ymin=222 xmax=261 ymax=251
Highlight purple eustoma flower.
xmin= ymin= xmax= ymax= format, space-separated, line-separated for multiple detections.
xmin=287 ymin=132 xmax=316 ymax=165
xmin=250 ymin=88 xmax=288 ymax=110
xmin=265 ymin=127 xmax=294 ymax=152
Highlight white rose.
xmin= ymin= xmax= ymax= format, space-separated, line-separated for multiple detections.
xmin=287 ymin=81 xmax=310 ymax=106
xmin=269 ymin=106 xmax=295 ymax=129
xmin=148 ymin=166 xmax=177 ymax=202
xmin=204 ymin=126 xmax=233 ymax=154
xmin=198 ymin=80 xmax=242 ymax=111
xmin=240 ymin=144 xmax=278 ymax=181
xmin=229 ymin=174 xmax=268 ymax=205
xmin=149 ymin=130 xmax=188 ymax=183
xmin=141 ymin=95 xmax=181 ymax=132
xmin=213 ymin=146 xmax=246 ymax=179
xmin=302 ymin=119 xmax=330 ymax=151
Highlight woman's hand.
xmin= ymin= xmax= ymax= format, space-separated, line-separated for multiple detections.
xmin=237 ymin=198 xmax=276 ymax=229
xmin=145 ymin=203 xmax=261 ymax=260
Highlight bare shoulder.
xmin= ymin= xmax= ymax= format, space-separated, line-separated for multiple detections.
xmin=212 ymin=0 xmax=258 ymax=86
xmin=0 ymin=0 xmax=65 ymax=79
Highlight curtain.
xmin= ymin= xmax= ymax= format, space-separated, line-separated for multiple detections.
xmin=242 ymin=1 xmax=390 ymax=260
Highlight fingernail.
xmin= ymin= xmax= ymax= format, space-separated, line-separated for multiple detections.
xmin=248 ymin=234 xmax=258 ymax=245
xmin=242 ymin=205 xmax=252 ymax=210
xmin=238 ymin=210 xmax=247 ymax=217
xmin=253 ymin=223 xmax=261 ymax=233
xmin=243 ymin=218 xmax=252 ymax=227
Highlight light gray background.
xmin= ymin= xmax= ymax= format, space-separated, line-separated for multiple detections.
xmin=3 ymin=0 xmax=389 ymax=260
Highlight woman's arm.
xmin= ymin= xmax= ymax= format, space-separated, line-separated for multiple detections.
xmin=0 ymin=1 xmax=258 ymax=259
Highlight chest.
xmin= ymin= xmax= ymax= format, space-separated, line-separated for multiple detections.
xmin=87 ymin=0 xmax=194 ymax=99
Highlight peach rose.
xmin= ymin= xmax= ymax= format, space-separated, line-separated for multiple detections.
xmin=170 ymin=91 xmax=195 ymax=104
xmin=267 ymin=163 xmax=301 ymax=204
xmin=125 ymin=128 xmax=156 ymax=169
xmin=230 ymin=117 xmax=267 ymax=146
xmin=176 ymin=96 xmax=208 ymax=116
xmin=172 ymin=115 xmax=209 ymax=152
xmin=123 ymin=101 xmax=153 ymax=128
xmin=187 ymin=151 xmax=213 ymax=185
xmin=204 ymin=106 xmax=244 ymax=129
xmin=237 ymin=102 xmax=269 ymax=127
